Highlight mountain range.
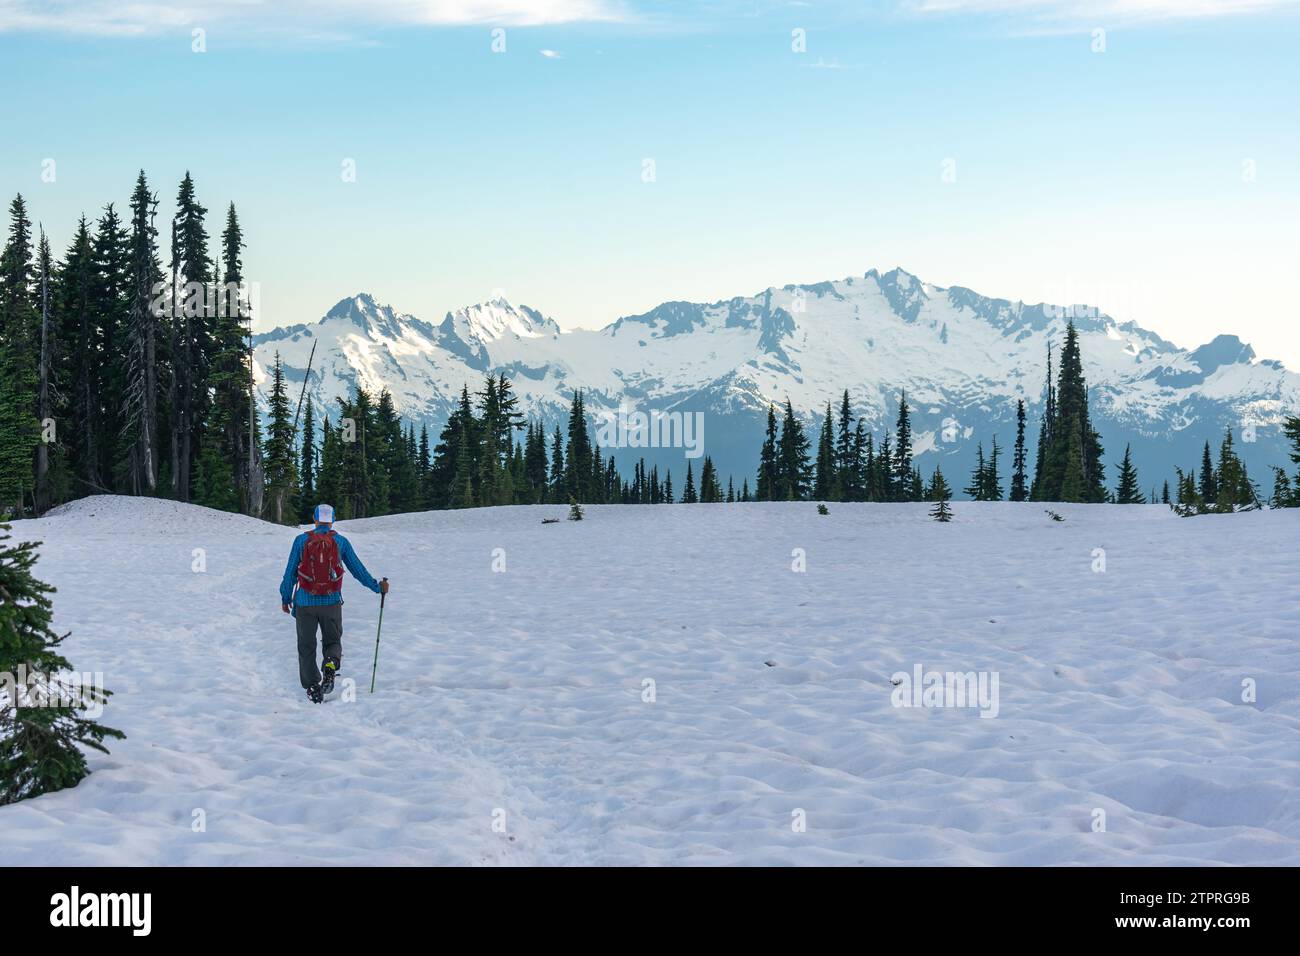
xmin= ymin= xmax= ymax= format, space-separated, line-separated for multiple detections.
xmin=251 ymin=268 xmax=1300 ymax=497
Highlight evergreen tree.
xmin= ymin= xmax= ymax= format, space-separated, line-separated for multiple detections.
xmin=1059 ymin=419 xmax=1085 ymax=503
xmin=416 ymin=423 xmax=432 ymax=506
xmin=549 ymin=425 xmax=565 ymax=503
xmin=1009 ymin=399 xmax=1028 ymax=501
xmin=0 ymin=196 xmax=39 ymax=513
xmin=522 ymin=421 xmax=548 ymax=503
xmin=118 ymin=172 xmax=161 ymax=496
xmin=54 ymin=215 xmax=101 ymax=495
xmin=682 ymin=461 xmax=698 ymax=503
xmin=377 ymin=390 xmax=417 ymax=513
xmin=1269 ymin=467 xmax=1293 ymax=509
xmin=262 ymin=353 xmax=296 ymax=523
xmin=1213 ymin=429 xmax=1254 ymax=512
xmin=984 ymin=436 xmax=1003 ymax=501
xmin=700 ymin=457 xmax=718 ymax=503
xmin=1037 ymin=323 xmax=1105 ymax=502
xmin=0 ymin=526 xmax=124 ymax=804
xmin=35 ymin=229 xmax=66 ymax=513
xmin=1199 ymin=441 xmax=1217 ymax=505
xmin=192 ymin=437 xmax=237 ymax=512
xmin=813 ymin=402 xmax=836 ymax=500
xmin=874 ymin=434 xmax=893 ymax=503
xmin=1114 ymin=444 xmax=1144 ymax=504
xmin=859 ymin=430 xmax=874 ymax=502
xmin=475 ymin=376 xmax=502 ymax=506
xmin=965 ymin=443 xmax=986 ymax=500
xmin=564 ymin=390 xmax=592 ymax=502
xmin=1285 ymin=415 xmax=1300 ymax=473
xmin=1029 ymin=343 xmax=1053 ymax=501
xmin=316 ymin=417 xmax=343 ymax=512
xmin=846 ymin=418 xmax=867 ymax=502
xmin=298 ymin=399 xmax=317 ymax=522
xmin=835 ymin=389 xmax=855 ymax=499
xmin=756 ymin=404 xmax=778 ymax=501
xmin=90 ymin=204 xmax=130 ymax=492
xmin=1173 ymin=466 xmax=1203 ymax=515
xmin=928 ymin=466 xmax=953 ymax=522
xmin=776 ymin=399 xmax=811 ymax=501
xmin=1280 ymin=416 xmax=1300 ymax=506
xmin=337 ymin=387 xmax=374 ymax=518
xmin=893 ymin=390 xmax=913 ymax=500
xmin=211 ymin=203 xmax=258 ymax=515
xmin=166 ymin=172 xmax=213 ymax=502
xmin=426 ymin=386 xmax=473 ymax=510
xmin=451 ymin=429 xmax=475 ymax=509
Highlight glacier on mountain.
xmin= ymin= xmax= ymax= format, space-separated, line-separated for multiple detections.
xmin=252 ymin=270 xmax=1300 ymax=495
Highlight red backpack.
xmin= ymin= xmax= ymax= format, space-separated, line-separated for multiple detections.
xmin=297 ymin=530 xmax=345 ymax=596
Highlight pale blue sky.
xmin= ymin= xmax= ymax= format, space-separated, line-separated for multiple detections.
xmin=2 ymin=1 xmax=1298 ymax=364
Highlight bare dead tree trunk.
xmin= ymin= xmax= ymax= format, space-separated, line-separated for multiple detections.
xmin=35 ymin=232 xmax=49 ymax=514
xmin=169 ymin=219 xmax=185 ymax=499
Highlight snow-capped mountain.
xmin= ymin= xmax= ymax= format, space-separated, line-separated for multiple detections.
xmin=252 ymin=269 xmax=1300 ymax=492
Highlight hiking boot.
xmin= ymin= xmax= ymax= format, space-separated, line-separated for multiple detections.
xmin=307 ymin=682 xmax=324 ymax=704
xmin=321 ymin=657 xmax=340 ymax=695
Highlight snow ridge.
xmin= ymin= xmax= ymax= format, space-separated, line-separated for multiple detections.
xmin=252 ymin=269 xmax=1300 ymax=483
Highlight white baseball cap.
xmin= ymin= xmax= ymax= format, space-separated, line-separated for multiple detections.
xmin=314 ymin=503 xmax=335 ymax=524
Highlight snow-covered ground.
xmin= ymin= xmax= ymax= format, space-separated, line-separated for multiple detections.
xmin=2 ymin=496 xmax=1298 ymax=865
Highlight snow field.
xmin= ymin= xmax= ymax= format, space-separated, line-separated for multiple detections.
xmin=2 ymin=496 xmax=1298 ymax=865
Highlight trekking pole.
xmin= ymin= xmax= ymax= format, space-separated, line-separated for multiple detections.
xmin=369 ymin=578 xmax=388 ymax=694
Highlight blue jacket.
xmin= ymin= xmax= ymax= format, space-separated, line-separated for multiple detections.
xmin=281 ymin=525 xmax=381 ymax=613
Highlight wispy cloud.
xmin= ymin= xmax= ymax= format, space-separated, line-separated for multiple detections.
xmin=539 ymin=48 xmax=564 ymax=57
xmin=899 ymin=0 xmax=1300 ymax=27
xmin=0 ymin=0 xmax=627 ymax=36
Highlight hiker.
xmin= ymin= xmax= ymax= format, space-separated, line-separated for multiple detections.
xmin=280 ymin=503 xmax=389 ymax=703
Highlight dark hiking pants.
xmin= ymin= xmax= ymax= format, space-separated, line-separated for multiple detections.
xmin=296 ymin=603 xmax=343 ymax=689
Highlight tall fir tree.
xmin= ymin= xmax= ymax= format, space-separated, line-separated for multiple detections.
xmin=118 ymin=172 xmax=161 ymax=496
xmin=54 ymin=216 xmax=100 ymax=495
xmin=1009 ymin=399 xmax=1028 ymax=502
xmin=1199 ymin=441 xmax=1217 ymax=505
xmin=1034 ymin=324 xmax=1105 ymax=502
xmin=564 ymin=390 xmax=593 ymax=502
xmin=813 ymin=401 xmax=836 ymax=500
xmin=681 ymin=460 xmax=698 ymax=503
xmin=1213 ymin=429 xmax=1254 ymax=512
xmin=90 ymin=204 xmax=130 ymax=493
xmin=1030 ymin=343 xmax=1054 ymax=501
xmin=776 ymin=399 xmax=811 ymax=501
xmin=965 ymin=443 xmax=986 ymax=500
xmin=210 ymin=203 xmax=259 ymax=515
xmin=166 ymin=172 xmax=213 ymax=502
xmin=35 ymin=229 xmax=66 ymax=513
xmin=297 ymin=399 xmax=317 ymax=521
xmin=835 ymin=390 xmax=855 ymax=500
xmin=984 ymin=436 xmax=1003 ymax=501
xmin=893 ymin=390 xmax=913 ymax=500
xmin=0 ymin=196 xmax=39 ymax=513
xmin=262 ymin=353 xmax=296 ymax=523
xmin=756 ymin=404 xmax=778 ymax=502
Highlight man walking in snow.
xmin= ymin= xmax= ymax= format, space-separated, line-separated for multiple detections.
xmin=281 ymin=504 xmax=389 ymax=703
